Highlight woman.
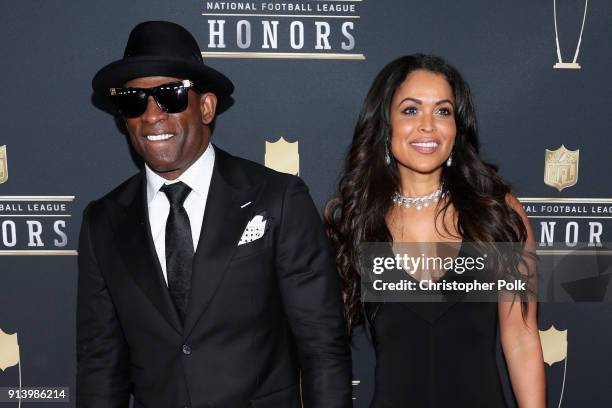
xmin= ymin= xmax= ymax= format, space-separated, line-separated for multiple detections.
xmin=326 ymin=54 xmax=545 ymax=407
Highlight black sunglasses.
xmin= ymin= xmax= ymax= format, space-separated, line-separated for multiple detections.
xmin=109 ymin=79 xmax=196 ymax=118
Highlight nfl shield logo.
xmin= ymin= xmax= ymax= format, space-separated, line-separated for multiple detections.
xmin=265 ymin=137 xmax=299 ymax=176
xmin=0 ymin=328 xmax=19 ymax=371
xmin=539 ymin=325 xmax=567 ymax=366
xmin=0 ymin=145 xmax=7 ymax=184
xmin=544 ymin=145 xmax=579 ymax=191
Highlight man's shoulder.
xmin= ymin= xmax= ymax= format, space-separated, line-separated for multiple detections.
xmin=85 ymin=172 xmax=143 ymax=215
xmin=216 ymin=147 xmax=301 ymax=193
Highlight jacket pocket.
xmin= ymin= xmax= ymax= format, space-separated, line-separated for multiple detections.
xmin=232 ymin=237 xmax=272 ymax=260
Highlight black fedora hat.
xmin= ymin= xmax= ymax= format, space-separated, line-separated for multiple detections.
xmin=92 ymin=21 xmax=233 ymax=100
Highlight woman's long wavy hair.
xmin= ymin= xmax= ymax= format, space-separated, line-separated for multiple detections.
xmin=325 ymin=54 xmax=531 ymax=330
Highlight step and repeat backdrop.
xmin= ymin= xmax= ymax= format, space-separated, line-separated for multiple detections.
xmin=1 ymin=0 xmax=611 ymax=406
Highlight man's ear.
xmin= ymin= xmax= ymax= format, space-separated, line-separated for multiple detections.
xmin=199 ymin=92 xmax=217 ymax=125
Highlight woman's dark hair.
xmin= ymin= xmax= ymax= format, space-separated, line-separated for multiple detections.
xmin=325 ymin=54 xmax=532 ymax=330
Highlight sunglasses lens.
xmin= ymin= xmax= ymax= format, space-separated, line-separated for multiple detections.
xmin=110 ymin=82 xmax=191 ymax=118
xmin=155 ymin=85 xmax=189 ymax=114
xmin=111 ymin=90 xmax=147 ymax=118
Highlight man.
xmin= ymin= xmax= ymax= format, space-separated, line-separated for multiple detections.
xmin=78 ymin=21 xmax=352 ymax=408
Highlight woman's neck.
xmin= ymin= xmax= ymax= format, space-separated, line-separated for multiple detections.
xmin=398 ymin=167 xmax=442 ymax=197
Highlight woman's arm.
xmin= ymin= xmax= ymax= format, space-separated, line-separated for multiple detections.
xmin=498 ymin=194 xmax=546 ymax=408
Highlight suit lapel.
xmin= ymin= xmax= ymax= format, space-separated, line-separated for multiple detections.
xmin=113 ymin=173 xmax=183 ymax=333
xmin=183 ymin=148 xmax=262 ymax=337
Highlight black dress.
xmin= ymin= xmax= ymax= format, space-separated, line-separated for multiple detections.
xmin=366 ymin=245 xmax=508 ymax=408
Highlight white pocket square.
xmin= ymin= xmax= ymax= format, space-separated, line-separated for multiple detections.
xmin=238 ymin=215 xmax=267 ymax=246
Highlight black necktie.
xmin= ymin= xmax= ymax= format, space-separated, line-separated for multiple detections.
xmin=161 ymin=182 xmax=194 ymax=324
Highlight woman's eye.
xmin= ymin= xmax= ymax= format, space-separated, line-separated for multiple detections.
xmin=436 ymin=107 xmax=452 ymax=116
xmin=403 ymin=107 xmax=418 ymax=115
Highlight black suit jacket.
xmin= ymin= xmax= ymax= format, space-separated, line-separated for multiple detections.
xmin=76 ymin=146 xmax=352 ymax=408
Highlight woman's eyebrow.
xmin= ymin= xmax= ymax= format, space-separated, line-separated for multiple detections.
xmin=398 ymin=97 xmax=454 ymax=107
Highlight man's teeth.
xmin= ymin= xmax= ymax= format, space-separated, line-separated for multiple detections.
xmin=146 ymin=134 xmax=174 ymax=141
xmin=411 ymin=142 xmax=439 ymax=148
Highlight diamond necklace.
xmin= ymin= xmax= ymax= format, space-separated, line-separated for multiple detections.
xmin=392 ymin=186 xmax=445 ymax=211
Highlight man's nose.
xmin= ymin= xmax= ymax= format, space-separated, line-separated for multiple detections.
xmin=141 ymin=96 xmax=168 ymax=124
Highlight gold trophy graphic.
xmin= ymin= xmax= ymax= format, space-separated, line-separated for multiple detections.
xmin=553 ymin=0 xmax=589 ymax=69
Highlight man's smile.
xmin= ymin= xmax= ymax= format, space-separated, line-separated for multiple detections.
xmin=146 ymin=133 xmax=175 ymax=141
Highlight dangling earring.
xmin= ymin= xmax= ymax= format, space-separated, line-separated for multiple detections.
xmin=385 ymin=138 xmax=391 ymax=165
xmin=446 ymin=153 xmax=453 ymax=167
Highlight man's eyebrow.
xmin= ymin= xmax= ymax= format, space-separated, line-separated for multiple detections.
xmin=397 ymin=97 xmax=454 ymax=107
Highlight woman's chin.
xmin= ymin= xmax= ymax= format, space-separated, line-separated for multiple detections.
xmin=397 ymin=160 xmax=444 ymax=175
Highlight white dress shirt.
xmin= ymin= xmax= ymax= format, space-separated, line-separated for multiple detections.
xmin=145 ymin=144 xmax=215 ymax=285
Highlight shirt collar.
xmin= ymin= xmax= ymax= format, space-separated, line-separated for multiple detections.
xmin=145 ymin=143 xmax=215 ymax=205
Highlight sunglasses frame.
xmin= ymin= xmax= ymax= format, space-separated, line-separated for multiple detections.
xmin=109 ymin=79 xmax=195 ymax=118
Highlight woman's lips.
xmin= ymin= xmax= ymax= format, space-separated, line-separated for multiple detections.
xmin=410 ymin=140 xmax=440 ymax=154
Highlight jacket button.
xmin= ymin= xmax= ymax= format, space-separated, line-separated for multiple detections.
xmin=182 ymin=344 xmax=191 ymax=355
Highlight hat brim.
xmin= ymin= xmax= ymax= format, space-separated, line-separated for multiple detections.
xmin=92 ymin=55 xmax=234 ymax=100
